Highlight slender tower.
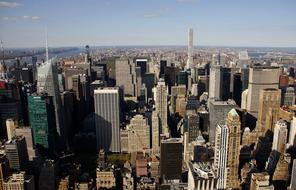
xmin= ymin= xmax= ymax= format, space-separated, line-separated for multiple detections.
xmin=185 ymin=28 xmax=193 ymax=70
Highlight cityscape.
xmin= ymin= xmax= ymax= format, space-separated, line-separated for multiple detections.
xmin=0 ymin=0 xmax=296 ymax=190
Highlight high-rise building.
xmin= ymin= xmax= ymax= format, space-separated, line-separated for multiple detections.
xmin=257 ymin=88 xmax=281 ymax=133
xmin=160 ymin=138 xmax=183 ymax=181
xmin=220 ymin=67 xmax=231 ymax=101
xmin=6 ymin=118 xmax=16 ymax=140
xmin=136 ymin=59 xmax=148 ymax=75
xmin=152 ymin=111 xmax=160 ymax=154
xmin=28 ymin=95 xmax=56 ymax=153
xmin=214 ymin=124 xmax=228 ymax=189
xmin=154 ymin=79 xmax=168 ymax=136
xmin=246 ymin=66 xmax=280 ymax=117
xmin=94 ymin=87 xmax=121 ymax=152
xmin=185 ymin=112 xmax=199 ymax=143
xmin=225 ymin=109 xmax=241 ymax=189
xmin=289 ymin=116 xmax=296 ymax=147
xmin=232 ymin=72 xmax=242 ymax=106
xmin=290 ymin=159 xmax=296 ymax=190
xmin=37 ymin=59 xmax=64 ymax=149
xmin=272 ymin=120 xmax=287 ymax=154
xmin=0 ymin=154 xmax=10 ymax=190
xmin=4 ymin=136 xmax=29 ymax=171
xmin=115 ymin=58 xmax=140 ymax=97
xmin=15 ymin=127 xmax=35 ymax=161
xmin=3 ymin=172 xmax=35 ymax=190
xmin=208 ymin=99 xmax=236 ymax=143
xmin=283 ymin=87 xmax=295 ymax=106
xmin=185 ymin=28 xmax=193 ymax=70
xmin=209 ymin=65 xmax=221 ymax=100
xmin=39 ymin=159 xmax=57 ymax=190
xmin=127 ymin=115 xmax=150 ymax=153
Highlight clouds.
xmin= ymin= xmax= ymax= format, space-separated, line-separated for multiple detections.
xmin=1 ymin=15 xmax=40 ymax=21
xmin=0 ymin=1 xmax=21 ymax=8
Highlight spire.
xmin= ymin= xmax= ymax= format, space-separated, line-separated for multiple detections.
xmin=45 ymin=27 xmax=49 ymax=63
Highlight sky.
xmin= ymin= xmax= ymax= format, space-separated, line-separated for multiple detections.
xmin=0 ymin=0 xmax=296 ymax=48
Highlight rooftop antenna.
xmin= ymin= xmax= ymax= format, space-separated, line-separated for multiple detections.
xmin=45 ymin=27 xmax=49 ymax=63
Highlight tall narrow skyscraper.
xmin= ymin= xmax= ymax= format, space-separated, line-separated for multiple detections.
xmin=272 ymin=120 xmax=288 ymax=155
xmin=185 ymin=28 xmax=193 ymax=70
xmin=94 ymin=87 xmax=121 ymax=152
xmin=154 ymin=79 xmax=168 ymax=136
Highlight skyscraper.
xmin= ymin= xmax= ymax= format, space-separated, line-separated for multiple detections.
xmin=272 ymin=120 xmax=287 ymax=154
xmin=289 ymin=116 xmax=296 ymax=147
xmin=257 ymin=88 xmax=281 ymax=133
xmin=160 ymin=138 xmax=183 ymax=181
xmin=94 ymin=87 xmax=121 ymax=152
xmin=154 ymin=79 xmax=168 ymax=136
xmin=185 ymin=28 xmax=193 ymax=70
xmin=225 ymin=109 xmax=241 ymax=189
xmin=214 ymin=124 xmax=228 ymax=189
xmin=152 ymin=111 xmax=160 ymax=154
xmin=4 ymin=136 xmax=29 ymax=171
xmin=127 ymin=114 xmax=150 ymax=153
xmin=283 ymin=87 xmax=295 ymax=106
xmin=246 ymin=66 xmax=280 ymax=117
xmin=290 ymin=159 xmax=296 ymax=190
xmin=28 ymin=95 xmax=56 ymax=153
xmin=37 ymin=59 xmax=64 ymax=148
xmin=209 ymin=65 xmax=221 ymax=100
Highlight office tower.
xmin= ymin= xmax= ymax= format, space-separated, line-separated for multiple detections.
xmin=225 ymin=109 xmax=241 ymax=189
xmin=289 ymin=116 xmax=296 ymax=147
xmin=39 ymin=159 xmax=57 ymax=190
xmin=185 ymin=113 xmax=199 ymax=143
xmin=28 ymin=95 xmax=56 ymax=152
xmin=0 ymin=154 xmax=10 ymax=190
xmin=246 ymin=66 xmax=280 ymax=117
xmin=11 ymin=67 xmax=34 ymax=83
xmin=160 ymin=138 xmax=183 ymax=180
xmin=208 ymin=99 xmax=236 ymax=143
xmin=136 ymin=59 xmax=148 ymax=75
xmin=290 ymin=159 xmax=296 ymax=189
xmin=209 ymin=65 xmax=221 ymax=100
xmin=6 ymin=119 xmax=16 ymax=140
xmin=152 ymin=111 xmax=160 ymax=154
xmin=257 ymin=88 xmax=281 ymax=133
xmin=94 ymin=87 xmax=121 ymax=152
xmin=232 ymin=73 xmax=242 ymax=106
xmin=279 ymin=74 xmax=289 ymax=89
xmin=177 ymin=71 xmax=188 ymax=87
xmin=241 ymin=89 xmax=248 ymax=110
xmin=185 ymin=28 xmax=194 ymax=70
xmin=289 ymin=67 xmax=295 ymax=78
xmin=272 ymin=121 xmax=287 ymax=154
xmin=214 ymin=124 xmax=228 ymax=189
xmin=188 ymin=162 xmax=218 ymax=190
xmin=64 ymin=67 xmax=88 ymax=90
xmin=159 ymin=60 xmax=167 ymax=78
xmin=139 ymin=84 xmax=147 ymax=106
xmin=15 ymin=127 xmax=35 ymax=161
xmin=283 ymin=87 xmax=295 ymax=106
xmin=3 ymin=172 xmax=35 ymax=190
xmin=4 ymin=136 xmax=29 ymax=171
xmin=127 ymin=115 xmax=150 ymax=153
xmin=142 ymin=73 xmax=155 ymax=99
xmin=175 ymin=95 xmax=187 ymax=118
xmin=220 ymin=67 xmax=231 ymax=101
xmin=37 ymin=59 xmax=63 ymax=148
xmin=238 ymin=51 xmax=249 ymax=68
xmin=241 ymin=67 xmax=249 ymax=91
xmin=154 ymin=79 xmax=168 ymax=135
xmin=115 ymin=58 xmax=139 ymax=97
xmin=250 ymin=172 xmax=274 ymax=190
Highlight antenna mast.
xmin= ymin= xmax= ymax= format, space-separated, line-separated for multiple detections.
xmin=45 ymin=27 xmax=49 ymax=62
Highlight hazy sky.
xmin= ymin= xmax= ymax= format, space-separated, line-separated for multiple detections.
xmin=0 ymin=0 xmax=296 ymax=48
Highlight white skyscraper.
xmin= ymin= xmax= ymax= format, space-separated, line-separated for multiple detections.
xmin=152 ymin=111 xmax=160 ymax=154
xmin=154 ymin=79 xmax=168 ymax=136
xmin=289 ymin=116 xmax=296 ymax=147
xmin=272 ymin=120 xmax=288 ymax=154
xmin=185 ymin=28 xmax=194 ymax=70
xmin=209 ymin=65 xmax=221 ymax=100
xmin=214 ymin=124 xmax=228 ymax=189
xmin=94 ymin=87 xmax=121 ymax=152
